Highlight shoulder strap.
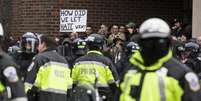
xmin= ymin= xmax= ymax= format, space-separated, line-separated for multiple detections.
xmin=135 ymin=71 xmax=146 ymax=101
xmin=130 ymin=65 xmax=167 ymax=101
xmin=129 ymin=70 xmax=146 ymax=101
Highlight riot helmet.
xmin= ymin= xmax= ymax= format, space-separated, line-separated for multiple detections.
xmin=184 ymin=42 xmax=199 ymax=58
xmin=73 ymin=38 xmax=87 ymax=56
xmin=138 ymin=18 xmax=171 ymax=66
xmin=85 ymin=34 xmax=104 ymax=51
xmin=126 ymin=42 xmax=140 ymax=54
xmin=21 ymin=32 xmax=38 ymax=53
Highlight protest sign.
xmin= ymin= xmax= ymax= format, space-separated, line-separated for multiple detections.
xmin=60 ymin=9 xmax=87 ymax=32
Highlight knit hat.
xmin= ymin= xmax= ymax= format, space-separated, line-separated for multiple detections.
xmin=126 ymin=22 xmax=136 ymax=28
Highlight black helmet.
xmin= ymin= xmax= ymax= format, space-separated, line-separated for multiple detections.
xmin=85 ymin=34 xmax=104 ymax=44
xmin=126 ymin=42 xmax=140 ymax=53
xmin=73 ymin=38 xmax=87 ymax=56
xmin=62 ymin=38 xmax=72 ymax=46
xmin=185 ymin=42 xmax=199 ymax=53
xmin=85 ymin=34 xmax=104 ymax=49
xmin=184 ymin=42 xmax=199 ymax=58
xmin=21 ymin=32 xmax=38 ymax=53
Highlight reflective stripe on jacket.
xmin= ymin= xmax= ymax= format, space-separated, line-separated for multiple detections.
xmin=120 ymin=50 xmax=183 ymax=101
xmin=72 ymin=50 xmax=117 ymax=88
xmin=34 ymin=61 xmax=72 ymax=94
xmin=72 ymin=60 xmax=115 ymax=87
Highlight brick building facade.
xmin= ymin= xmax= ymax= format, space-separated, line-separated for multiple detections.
xmin=0 ymin=0 xmax=190 ymax=38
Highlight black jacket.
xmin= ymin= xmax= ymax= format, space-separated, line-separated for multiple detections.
xmin=185 ymin=57 xmax=201 ymax=77
xmin=0 ymin=51 xmax=27 ymax=100
xmin=15 ymin=52 xmax=36 ymax=80
xmin=116 ymin=54 xmax=134 ymax=80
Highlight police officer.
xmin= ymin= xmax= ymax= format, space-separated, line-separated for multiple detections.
xmin=184 ymin=42 xmax=201 ymax=79
xmin=57 ymin=37 xmax=75 ymax=68
xmin=72 ymin=34 xmax=119 ymax=101
xmin=0 ymin=23 xmax=27 ymax=101
xmin=16 ymin=32 xmax=38 ymax=80
xmin=24 ymin=34 xmax=72 ymax=101
xmin=120 ymin=18 xmax=201 ymax=101
xmin=116 ymin=41 xmax=140 ymax=79
xmin=174 ymin=43 xmax=186 ymax=62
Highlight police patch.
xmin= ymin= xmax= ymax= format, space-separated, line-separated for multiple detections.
xmin=185 ymin=72 xmax=200 ymax=92
xmin=3 ymin=66 xmax=19 ymax=83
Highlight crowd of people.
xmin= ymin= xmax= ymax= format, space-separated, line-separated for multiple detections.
xmin=0 ymin=17 xmax=201 ymax=101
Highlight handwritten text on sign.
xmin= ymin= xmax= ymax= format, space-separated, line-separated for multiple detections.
xmin=60 ymin=9 xmax=87 ymax=32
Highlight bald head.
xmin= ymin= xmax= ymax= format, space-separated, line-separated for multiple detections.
xmin=197 ymin=36 xmax=201 ymax=46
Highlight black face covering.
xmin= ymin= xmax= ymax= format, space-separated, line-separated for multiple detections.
xmin=139 ymin=38 xmax=169 ymax=66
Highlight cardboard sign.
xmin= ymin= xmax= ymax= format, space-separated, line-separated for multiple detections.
xmin=60 ymin=9 xmax=87 ymax=32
